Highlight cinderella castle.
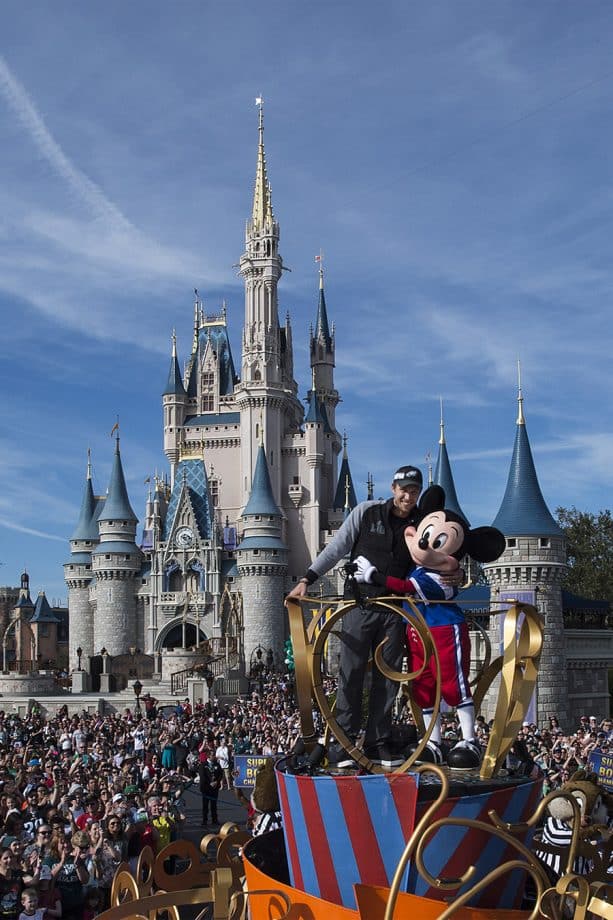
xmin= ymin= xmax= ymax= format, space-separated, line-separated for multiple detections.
xmin=63 ymin=105 xmax=611 ymax=725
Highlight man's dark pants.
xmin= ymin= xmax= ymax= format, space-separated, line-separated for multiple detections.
xmin=335 ymin=601 xmax=405 ymax=748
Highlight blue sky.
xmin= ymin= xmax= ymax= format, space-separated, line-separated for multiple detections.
xmin=1 ymin=1 xmax=612 ymax=603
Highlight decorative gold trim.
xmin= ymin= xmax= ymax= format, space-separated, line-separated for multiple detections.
xmin=286 ymin=595 xmax=544 ymax=781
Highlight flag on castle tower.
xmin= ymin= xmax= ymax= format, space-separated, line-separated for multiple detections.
xmin=110 ymin=422 xmax=119 ymax=436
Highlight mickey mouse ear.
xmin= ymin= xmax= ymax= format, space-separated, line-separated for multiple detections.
xmin=418 ymin=485 xmax=445 ymax=515
xmin=465 ymin=527 xmax=506 ymax=563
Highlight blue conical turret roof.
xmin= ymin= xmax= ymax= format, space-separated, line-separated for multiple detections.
xmin=162 ymin=333 xmax=187 ymax=397
xmin=15 ymin=593 xmax=33 ymax=610
xmin=30 ymin=592 xmax=60 ymax=623
xmin=315 ymin=271 xmax=332 ymax=348
xmin=305 ymin=388 xmax=324 ymax=424
xmin=333 ymin=437 xmax=358 ymax=511
xmin=70 ymin=464 xmax=99 ymax=541
xmin=492 ymin=394 xmax=562 ymax=537
xmin=242 ymin=445 xmax=282 ymax=517
xmin=433 ymin=411 xmax=469 ymax=525
xmin=97 ymin=438 xmax=138 ymax=523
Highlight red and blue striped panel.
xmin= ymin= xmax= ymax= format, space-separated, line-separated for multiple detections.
xmin=276 ymin=770 xmax=419 ymax=909
xmin=407 ymin=778 xmax=542 ymax=910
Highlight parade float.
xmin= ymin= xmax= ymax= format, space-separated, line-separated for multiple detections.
xmin=99 ymin=592 xmax=613 ymax=920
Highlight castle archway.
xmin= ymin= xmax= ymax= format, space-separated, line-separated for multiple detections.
xmin=155 ymin=618 xmax=207 ymax=652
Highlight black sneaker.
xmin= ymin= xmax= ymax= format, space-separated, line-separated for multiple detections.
xmin=412 ymin=739 xmax=445 ymax=765
xmin=326 ymin=741 xmax=355 ymax=769
xmin=364 ymin=744 xmax=403 ymax=768
xmin=446 ymin=739 xmax=482 ymax=770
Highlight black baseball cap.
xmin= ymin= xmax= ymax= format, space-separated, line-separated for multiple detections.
xmin=392 ymin=466 xmax=423 ymax=490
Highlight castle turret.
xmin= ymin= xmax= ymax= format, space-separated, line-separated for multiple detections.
xmin=236 ymin=100 xmax=303 ymax=510
xmin=92 ymin=437 xmax=141 ymax=656
xmin=310 ymin=265 xmax=341 ymax=513
xmin=310 ymin=265 xmax=338 ymax=418
xmin=483 ymin=380 xmax=568 ymax=726
xmin=163 ymin=331 xmax=188 ymax=486
xmin=64 ymin=452 xmax=97 ymax=669
xmin=433 ymin=401 xmax=468 ymax=523
xmin=237 ymin=442 xmax=287 ymax=668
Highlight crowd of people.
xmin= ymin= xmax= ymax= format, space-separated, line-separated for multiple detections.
xmin=437 ymin=708 xmax=612 ymax=787
xmin=0 ymin=670 xmax=608 ymax=920
xmin=0 ymin=673 xmax=305 ymax=920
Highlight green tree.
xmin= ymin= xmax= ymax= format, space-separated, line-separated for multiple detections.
xmin=556 ymin=506 xmax=613 ymax=603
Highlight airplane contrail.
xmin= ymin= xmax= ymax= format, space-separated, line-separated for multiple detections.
xmin=0 ymin=54 xmax=133 ymax=232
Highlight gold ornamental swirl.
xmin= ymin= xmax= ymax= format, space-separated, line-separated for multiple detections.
xmin=286 ymin=595 xmax=544 ymax=782
xmin=287 ymin=595 xmax=443 ymax=773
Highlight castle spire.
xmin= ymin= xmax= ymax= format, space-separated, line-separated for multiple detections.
xmin=492 ymin=385 xmax=562 ymax=536
xmin=192 ymin=291 xmax=200 ymax=355
xmin=433 ymin=401 xmax=468 ymax=524
xmin=517 ymin=359 xmax=525 ymax=425
xmin=333 ymin=434 xmax=357 ymax=511
xmin=242 ymin=443 xmax=282 ymax=517
xmin=163 ymin=330 xmax=187 ymax=397
xmin=97 ymin=436 xmax=137 ymax=523
xmin=251 ymin=97 xmax=274 ymax=231
xmin=314 ymin=260 xmax=332 ymax=347
xmin=70 ymin=452 xmax=99 ymax=541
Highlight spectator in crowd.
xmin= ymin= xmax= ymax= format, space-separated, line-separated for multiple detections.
xmin=198 ymin=752 xmax=222 ymax=827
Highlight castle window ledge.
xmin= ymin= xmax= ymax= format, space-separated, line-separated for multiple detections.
xmin=160 ymin=591 xmax=211 ymax=606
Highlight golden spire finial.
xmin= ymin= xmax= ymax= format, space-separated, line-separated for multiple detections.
xmin=171 ymin=329 xmax=177 ymax=358
xmin=342 ymin=430 xmax=348 ymax=459
xmin=251 ymin=96 xmax=274 ymax=230
xmin=86 ymin=447 xmax=92 ymax=481
xmin=517 ymin=359 xmax=525 ymax=425
xmin=439 ymin=396 xmax=446 ymax=445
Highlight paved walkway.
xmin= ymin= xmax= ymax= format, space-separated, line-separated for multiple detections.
xmin=179 ymin=782 xmax=249 ymax=846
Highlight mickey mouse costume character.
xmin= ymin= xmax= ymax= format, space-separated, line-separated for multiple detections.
xmin=287 ymin=465 xmax=448 ymax=769
xmin=355 ymin=485 xmax=505 ymax=769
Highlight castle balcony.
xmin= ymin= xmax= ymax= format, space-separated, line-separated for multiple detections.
xmin=159 ymin=591 xmax=211 ymax=609
xmin=288 ymin=483 xmax=304 ymax=507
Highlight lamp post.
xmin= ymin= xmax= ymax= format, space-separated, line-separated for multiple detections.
xmin=204 ymin=668 xmax=214 ymax=702
xmin=76 ymin=647 xmax=83 ymax=671
xmin=133 ymin=679 xmax=143 ymax=716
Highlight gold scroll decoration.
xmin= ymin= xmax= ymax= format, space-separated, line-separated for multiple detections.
xmin=286 ymin=595 xmax=442 ymax=774
xmin=477 ymin=602 xmax=544 ymax=780
xmin=287 ymin=595 xmax=544 ymax=782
